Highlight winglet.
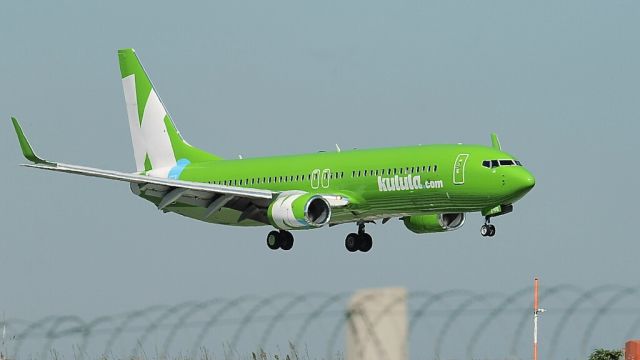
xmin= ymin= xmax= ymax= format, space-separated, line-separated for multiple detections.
xmin=11 ymin=117 xmax=53 ymax=165
xmin=490 ymin=133 xmax=501 ymax=150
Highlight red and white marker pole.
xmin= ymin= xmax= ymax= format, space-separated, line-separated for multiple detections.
xmin=533 ymin=278 xmax=546 ymax=360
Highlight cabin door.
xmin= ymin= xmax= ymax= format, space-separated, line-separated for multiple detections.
xmin=453 ymin=154 xmax=469 ymax=185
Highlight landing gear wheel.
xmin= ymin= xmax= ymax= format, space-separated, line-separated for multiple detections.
xmin=358 ymin=233 xmax=373 ymax=252
xmin=345 ymin=233 xmax=359 ymax=252
xmin=267 ymin=230 xmax=281 ymax=250
xmin=280 ymin=230 xmax=294 ymax=250
xmin=480 ymin=224 xmax=496 ymax=237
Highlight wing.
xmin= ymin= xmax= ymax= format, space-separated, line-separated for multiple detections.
xmin=25 ymin=161 xmax=276 ymax=224
xmin=11 ymin=117 xmax=350 ymax=226
xmin=23 ymin=162 xmax=273 ymax=201
xmin=11 ymin=117 xmax=278 ymax=223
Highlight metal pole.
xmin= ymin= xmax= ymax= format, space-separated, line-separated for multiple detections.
xmin=534 ymin=278 xmax=539 ymax=360
xmin=533 ymin=278 xmax=546 ymax=360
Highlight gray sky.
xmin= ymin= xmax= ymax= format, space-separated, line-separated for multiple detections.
xmin=1 ymin=0 xmax=639 ymax=356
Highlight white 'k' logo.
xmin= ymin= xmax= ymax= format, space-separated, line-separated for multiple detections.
xmin=122 ymin=75 xmax=176 ymax=177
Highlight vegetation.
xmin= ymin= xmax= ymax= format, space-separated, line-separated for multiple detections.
xmin=588 ymin=348 xmax=624 ymax=360
xmin=26 ymin=342 xmax=343 ymax=360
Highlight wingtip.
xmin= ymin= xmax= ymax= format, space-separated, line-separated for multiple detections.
xmin=10 ymin=117 xmax=51 ymax=165
xmin=490 ymin=133 xmax=502 ymax=151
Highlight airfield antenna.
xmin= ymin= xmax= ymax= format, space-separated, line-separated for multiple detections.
xmin=533 ymin=278 xmax=546 ymax=360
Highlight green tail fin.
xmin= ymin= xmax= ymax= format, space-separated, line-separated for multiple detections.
xmin=118 ymin=48 xmax=221 ymax=177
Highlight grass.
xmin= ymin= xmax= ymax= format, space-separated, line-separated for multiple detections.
xmin=9 ymin=342 xmax=344 ymax=360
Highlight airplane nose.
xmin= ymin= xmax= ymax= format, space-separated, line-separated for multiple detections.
xmin=515 ymin=170 xmax=536 ymax=192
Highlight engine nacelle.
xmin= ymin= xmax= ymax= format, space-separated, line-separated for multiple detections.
xmin=403 ymin=213 xmax=465 ymax=234
xmin=267 ymin=192 xmax=331 ymax=230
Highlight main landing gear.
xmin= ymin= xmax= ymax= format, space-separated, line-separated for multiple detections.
xmin=480 ymin=217 xmax=496 ymax=237
xmin=266 ymin=230 xmax=294 ymax=251
xmin=345 ymin=222 xmax=373 ymax=253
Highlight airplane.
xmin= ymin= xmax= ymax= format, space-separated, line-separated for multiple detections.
xmin=10 ymin=48 xmax=535 ymax=253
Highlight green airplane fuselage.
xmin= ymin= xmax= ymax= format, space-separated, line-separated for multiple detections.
xmin=149 ymin=144 xmax=535 ymax=226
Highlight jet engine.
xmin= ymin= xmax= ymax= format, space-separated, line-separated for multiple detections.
xmin=403 ymin=213 xmax=465 ymax=234
xmin=267 ymin=192 xmax=331 ymax=230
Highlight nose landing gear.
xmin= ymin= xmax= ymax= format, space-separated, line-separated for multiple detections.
xmin=480 ymin=217 xmax=496 ymax=237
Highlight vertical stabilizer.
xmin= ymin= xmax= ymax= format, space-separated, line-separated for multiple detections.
xmin=118 ymin=48 xmax=221 ymax=178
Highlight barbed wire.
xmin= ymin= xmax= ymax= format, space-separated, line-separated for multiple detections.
xmin=4 ymin=285 xmax=640 ymax=360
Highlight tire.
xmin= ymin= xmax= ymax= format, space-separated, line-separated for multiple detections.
xmin=488 ymin=225 xmax=496 ymax=237
xmin=280 ymin=231 xmax=294 ymax=250
xmin=345 ymin=233 xmax=359 ymax=252
xmin=358 ymin=233 xmax=373 ymax=252
xmin=267 ymin=230 xmax=281 ymax=250
xmin=480 ymin=225 xmax=489 ymax=237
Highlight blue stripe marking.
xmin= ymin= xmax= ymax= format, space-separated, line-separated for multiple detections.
xmin=168 ymin=159 xmax=191 ymax=180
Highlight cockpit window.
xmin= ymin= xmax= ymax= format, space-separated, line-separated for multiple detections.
xmin=483 ymin=159 xmax=522 ymax=168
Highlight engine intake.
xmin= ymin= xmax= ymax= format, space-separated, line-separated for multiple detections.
xmin=403 ymin=213 xmax=465 ymax=234
xmin=268 ymin=192 xmax=331 ymax=230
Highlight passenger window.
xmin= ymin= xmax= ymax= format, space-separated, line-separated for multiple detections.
xmin=434 ymin=165 xmax=438 ymax=172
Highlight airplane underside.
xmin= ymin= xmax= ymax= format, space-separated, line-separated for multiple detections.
xmin=137 ymin=188 xmax=512 ymax=228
